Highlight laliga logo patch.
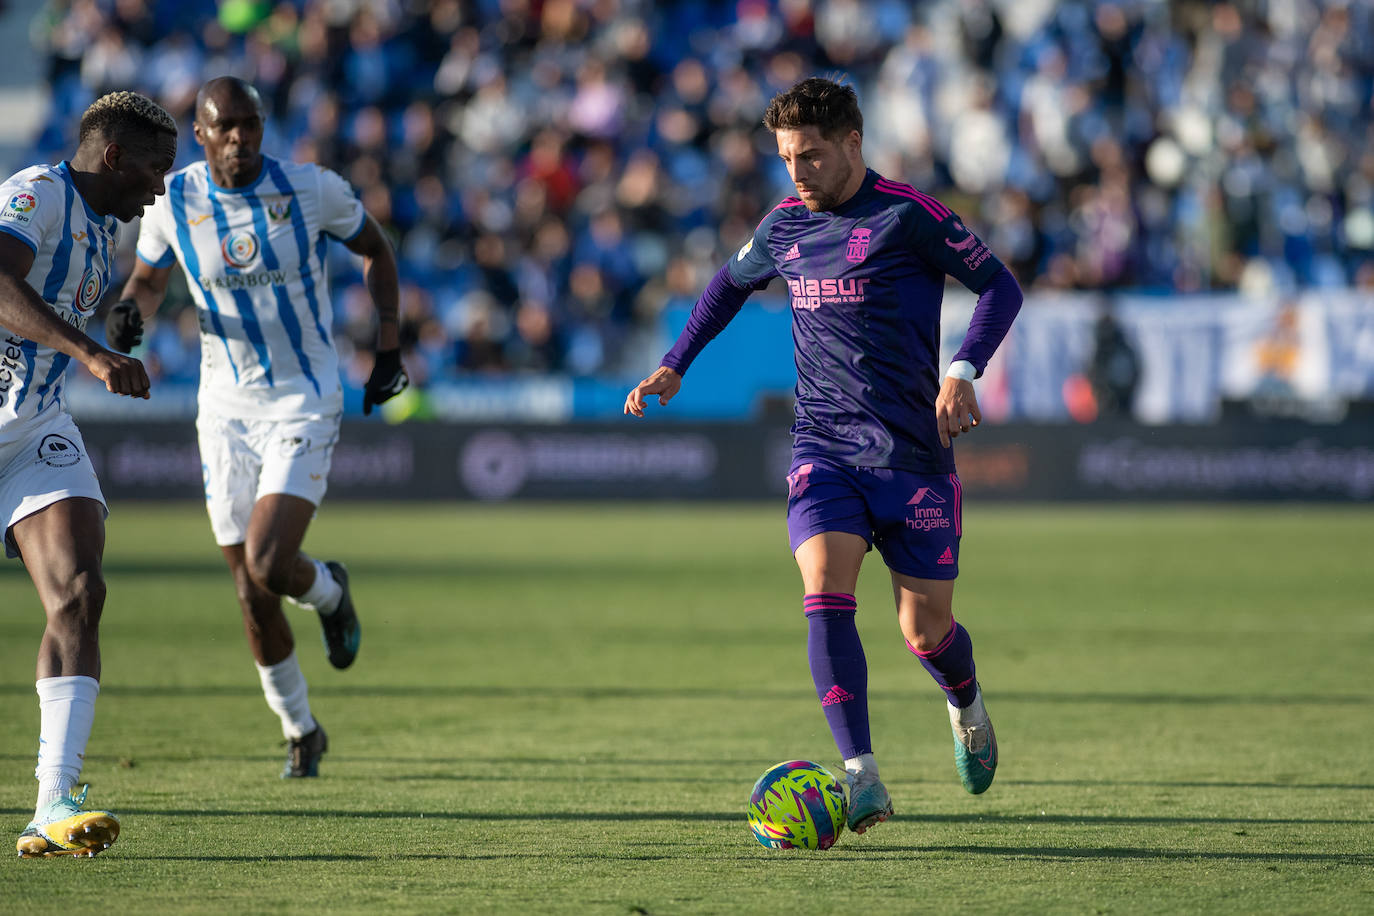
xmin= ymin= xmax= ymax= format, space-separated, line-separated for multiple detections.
xmin=736 ymin=238 xmax=753 ymax=261
xmin=220 ymin=229 xmax=260 ymax=269
xmin=75 ymin=268 xmax=104 ymax=314
xmin=3 ymin=191 xmax=37 ymax=224
xmin=37 ymin=434 xmax=82 ymax=468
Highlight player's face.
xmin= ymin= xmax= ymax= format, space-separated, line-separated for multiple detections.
xmin=775 ymin=126 xmax=864 ymax=212
xmin=108 ymin=132 xmax=177 ymax=222
xmin=195 ymin=91 xmax=265 ymax=188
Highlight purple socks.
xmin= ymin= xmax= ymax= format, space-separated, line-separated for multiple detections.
xmin=908 ymin=620 xmax=978 ymax=708
xmin=804 ymin=593 xmax=871 ymax=759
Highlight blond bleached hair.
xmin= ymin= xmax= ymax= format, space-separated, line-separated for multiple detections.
xmin=79 ymin=91 xmax=177 ymax=146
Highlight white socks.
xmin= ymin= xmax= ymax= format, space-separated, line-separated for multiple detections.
xmin=844 ymin=752 xmax=879 ymax=780
xmin=255 ymin=652 xmax=317 ymax=739
xmin=291 ymin=558 xmax=342 ymax=614
xmin=35 ymin=675 xmax=99 ymax=815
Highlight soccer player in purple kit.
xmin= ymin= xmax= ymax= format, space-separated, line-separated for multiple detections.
xmin=625 ymin=77 xmax=1023 ymax=834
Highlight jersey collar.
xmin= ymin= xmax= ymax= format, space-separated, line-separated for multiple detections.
xmin=55 ymin=160 xmax=116 ymax=229
xmin=203 ymin=155 xmax=272 ymax=195
xmin=827 ymin=168 xmax=879 ymax=218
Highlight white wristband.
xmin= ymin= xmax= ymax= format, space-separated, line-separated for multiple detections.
xmin=945 ymin=360 xmax=977 ymax=381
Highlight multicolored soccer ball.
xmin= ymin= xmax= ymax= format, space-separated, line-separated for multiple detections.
xmin=747 ymin=759 xmax=848 ymax=850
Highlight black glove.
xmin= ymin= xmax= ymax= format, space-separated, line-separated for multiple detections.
xmin=363 ymin=348 xmax=408 ymax=416
xmin=105 ymin=299 xmax=144 ymax=353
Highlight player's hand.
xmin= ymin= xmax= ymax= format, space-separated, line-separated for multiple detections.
xmin=935 ymin=376 xmax=981 ymax=448
xmin=85 ymin=349 xmax=150 ymax=399
xmin=363 ymin=348 xmax=408 ymax=416
xmin=624 ymin=366 xmax=681 ymax=417
xmin=104 ymin=299 xmax=144 ymax=353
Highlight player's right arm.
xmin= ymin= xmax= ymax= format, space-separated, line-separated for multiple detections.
xmin=108 ymin=191 xmax=179 ymax=353
xmin=0 ymin=234 xmax=149 ymax=398
xmin=107 ymin=258 xmax=174 ymax=353
xmin=119 ymin=258 xmax=173 ymax=317
xmin=624 ymin=215 xmax=780 ymax=417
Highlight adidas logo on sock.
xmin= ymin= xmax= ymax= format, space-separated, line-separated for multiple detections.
xmin=821 ymin=685 xmax=855 ymax=706
xmin=937 ymin=547 xmax=954 ymax=565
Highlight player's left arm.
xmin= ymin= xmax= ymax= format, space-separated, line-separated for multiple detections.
xmin=906 ymin=205 xmax=1025 ymax=446
xmin=342 ymin=213 xmax=408 ymax=415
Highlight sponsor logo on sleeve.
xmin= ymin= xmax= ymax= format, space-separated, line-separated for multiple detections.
xmin=945 ymin=220 xmax=991 ymax=269
xmin=2 ymin=191 xmax=38 ymax=225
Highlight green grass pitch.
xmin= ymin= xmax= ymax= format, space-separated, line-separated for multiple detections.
xmin=2 ymin=502 xmax=1372 ymax=914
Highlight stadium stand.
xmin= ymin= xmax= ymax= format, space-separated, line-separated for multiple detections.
xmin=12 ymin=0 xmax=1374 ymax=404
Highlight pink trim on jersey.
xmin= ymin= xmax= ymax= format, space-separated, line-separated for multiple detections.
xmin=908 ymin=620 xmax=960 ymax=658
xmin=950 ymin=473 xmax=963 ymax=536
xmin=757 ymin=197 xmax=805 ymax=229
xmin=874 ymin=178 xmax=951 ymax=221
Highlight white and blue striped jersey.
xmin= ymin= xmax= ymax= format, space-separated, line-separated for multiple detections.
xmin=136 ymin=156 xmax=365 ymax=419
xmin=0 ymin=161 xmax=118 ymax=446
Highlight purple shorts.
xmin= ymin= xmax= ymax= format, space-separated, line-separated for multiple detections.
xmin=785 ymin=459 xmax=963 ymax=580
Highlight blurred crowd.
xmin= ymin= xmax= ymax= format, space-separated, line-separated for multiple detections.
xmin=25 ymin=0 xmax=1374 ymax=388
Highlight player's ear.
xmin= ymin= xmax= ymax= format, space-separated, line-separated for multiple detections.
xmin=102 ymin=141 xmax=122 ymax=171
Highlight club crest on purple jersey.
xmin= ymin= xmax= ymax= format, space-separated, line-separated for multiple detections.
xmin=845 ymin=227 xmax=871 ymax=263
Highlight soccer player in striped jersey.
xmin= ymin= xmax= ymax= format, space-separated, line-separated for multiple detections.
xmin=116 ymin=77 xmax=407 ymax=778
xmin=1 ymin=90 xmax=177 ymax=857
xmin=625 ymin=78 xmax=1023 ymax=834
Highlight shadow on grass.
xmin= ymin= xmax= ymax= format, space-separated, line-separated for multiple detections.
xmin=70 ymin=847 xmax=1374 ymax=867
xmin=0 ymin=682 xmax=1369 ymax=706
xmin=1 ymin=808 xmax=1365 ymax=828
xmin=878 ymin=845 xmax=1374 ymax=866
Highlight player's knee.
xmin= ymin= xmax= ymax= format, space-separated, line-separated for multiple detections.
xmin=45 ymin=568 xmax=105 ymax=631
xmin=245 ymin=546 xmax=294 ymax=596
xmin=902 ymin=614 xmax=955 ymax=653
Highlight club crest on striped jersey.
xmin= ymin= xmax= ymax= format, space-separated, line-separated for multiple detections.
xmin=267 ymin=197 xmax=293 ymax=222
xmin=75 ymin=268 xmax=104 ymax=314
xmin=221 ymin=229 xmax=260 ymax=269
xmin=845 ymin=227 xmax=871 ymax=263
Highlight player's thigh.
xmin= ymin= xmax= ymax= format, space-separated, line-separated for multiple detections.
xmin=867 ymin=470 xmax=963 ymax=581
xmin=198 ymin=413 xmax=261 ymax=547
xmin=1 ymin=413 xmax=106 ymax=561
xmin=786 ymin=460 xmax=873 ymax=594
xmin=9 ymin=497 xmax=107 ymax=612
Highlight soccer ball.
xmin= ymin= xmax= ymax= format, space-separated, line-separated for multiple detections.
xmin=747 ymin=759 xmax=848 ymax=850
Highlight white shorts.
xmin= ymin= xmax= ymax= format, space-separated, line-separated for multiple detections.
xmin=1 ymin=411 xmax=106 ymax=559
xmin=197 ymin=412 xmax=340 ymax=546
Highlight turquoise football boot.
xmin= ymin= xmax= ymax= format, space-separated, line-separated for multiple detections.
xmin=949 ymin=685 xmax=997 ymax=794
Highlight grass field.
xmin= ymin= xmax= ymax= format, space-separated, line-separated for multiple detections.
xmin=1 ymin=502 xmax=1371 ymax=914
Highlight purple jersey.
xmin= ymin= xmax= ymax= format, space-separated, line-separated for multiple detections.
xmin=664 ymin=169 xmax=1011 ymax=473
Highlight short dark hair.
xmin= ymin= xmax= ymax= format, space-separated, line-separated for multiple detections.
xmin=78 ymin=91 xmax=177 ymax=147
xmin=763 ymin=77 xmax=863 ymax=139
